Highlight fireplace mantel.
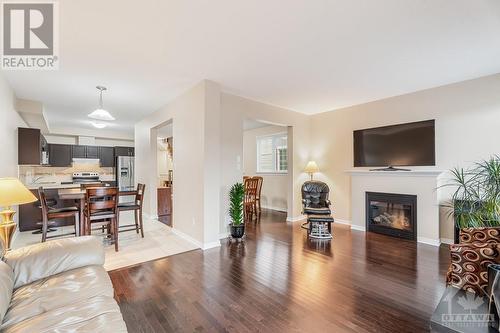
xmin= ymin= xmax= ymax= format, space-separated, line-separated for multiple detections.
xmin=348 ymin=169 xmax=444 ymax=246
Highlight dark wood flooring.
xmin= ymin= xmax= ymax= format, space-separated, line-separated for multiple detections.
xmin=109 ymin=209 xmax=450 ymax=333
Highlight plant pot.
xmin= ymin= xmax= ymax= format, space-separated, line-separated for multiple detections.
xmin=230 ymin=224 xmax=245 ymax=238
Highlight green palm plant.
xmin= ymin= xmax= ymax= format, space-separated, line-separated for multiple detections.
xmin=229 ymin=183 xmax=245 ymax=226
xmin=443 ymin=155 xmax=500 ymax=228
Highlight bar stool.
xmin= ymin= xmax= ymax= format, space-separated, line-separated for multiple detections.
xmin=38 ymin=187 xmax=80 ymax=242
xmin=84 ymin=187 xmax=120 ymax=252
xmin=117 ymin=183 xmax=145 ymax=237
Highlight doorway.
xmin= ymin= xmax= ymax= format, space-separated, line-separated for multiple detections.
xmin=156 ymin=122 xmax=173 ymax=226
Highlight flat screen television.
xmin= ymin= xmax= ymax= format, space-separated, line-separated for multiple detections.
xmin=353 ymin=120 xmax=435 ymax=168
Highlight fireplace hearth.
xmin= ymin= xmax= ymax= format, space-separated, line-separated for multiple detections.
xmin=366 ymin=192 xmax=417 ymax=240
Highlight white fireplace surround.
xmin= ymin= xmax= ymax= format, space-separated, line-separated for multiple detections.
xmin=348 ymin=169 xmax=444 ymax=246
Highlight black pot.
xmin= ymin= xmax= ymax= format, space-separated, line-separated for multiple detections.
xmin=230 ymin=224 xmax=245 ymax=238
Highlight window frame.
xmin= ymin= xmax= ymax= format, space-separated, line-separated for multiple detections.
xmin=256 ymin=132 xmax=288 ymax=175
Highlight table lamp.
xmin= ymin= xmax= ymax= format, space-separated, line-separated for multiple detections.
xmin=0 ymin=178 xmax=37 ymax=251
xmin=304 ymin=161 xmax=319 ymax=180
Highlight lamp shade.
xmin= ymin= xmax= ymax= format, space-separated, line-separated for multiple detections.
xmin=0 ymin=178 xmax=37 ymax=207
xmin=304 ymin=161 xmax=319 ymax=174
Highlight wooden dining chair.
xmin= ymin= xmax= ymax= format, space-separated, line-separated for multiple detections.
xmin=38 ymin=187 xmax=80 ymax=242
xmin=84 ymin=187 xmax=120 ymax=252
xmin=244 ymin=178 xmax=259 ymax=220
xmin=118 ymin=183 xmax=145 ymax=238
xmin=252 ymin=176 xmax=263 ymax=213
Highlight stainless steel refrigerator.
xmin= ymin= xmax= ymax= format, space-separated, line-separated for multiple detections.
xmin=116 ymin=156 xmax=135 ymax=203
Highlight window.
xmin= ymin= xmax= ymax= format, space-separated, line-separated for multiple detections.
xmin=257 ymin=133 xmax=288 ymax=173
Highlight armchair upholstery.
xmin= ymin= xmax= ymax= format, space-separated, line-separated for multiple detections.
xmin=301 ymin=181 xmax=331 ymax=215
xmin=446 ymin=227 xmax=500 ymax=296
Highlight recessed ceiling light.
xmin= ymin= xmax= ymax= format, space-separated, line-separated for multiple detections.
xmin=88 ymin=86 xmax=115 ymax=121
xmin=91 ymin=122 xmax=107 ymax=129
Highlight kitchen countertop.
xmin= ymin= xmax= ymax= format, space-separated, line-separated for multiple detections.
xmin=25 ymin=183 xmax=81 ymax=190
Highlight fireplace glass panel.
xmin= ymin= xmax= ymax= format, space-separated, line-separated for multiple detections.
xmin=369 ymin=201 xmax=412 ymax=231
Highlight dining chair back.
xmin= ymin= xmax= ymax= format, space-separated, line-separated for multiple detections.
xmin=38 ymin=187 xmax=80 ymax=242
xmin=244 ymin=178 xmax=260 ymax=220
xmin=85 ymin=187 xmax=119 ymax=251
xmin=118 ymin=183 xmax=146 ymax=237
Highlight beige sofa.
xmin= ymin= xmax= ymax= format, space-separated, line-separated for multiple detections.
xmin=0 ymin=236 xmax=127 ymax=332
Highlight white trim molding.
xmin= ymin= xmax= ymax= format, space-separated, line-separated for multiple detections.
xmin=171 ymin=228 xmax=221 ymax=250
xmin=350 ymin=224 xmax=366 ymax=232
xmin=417 ymin=237 xmax=441 ymax=247
xmin=440 ymin=238 xmax=454 ymax=245
xmin=334 ymin=219 xmax=351 ymax=226
xmin=286 ymin=215 xmax=306 ymax=222
xmin=261 ymin=205 xmax=287 ymax=213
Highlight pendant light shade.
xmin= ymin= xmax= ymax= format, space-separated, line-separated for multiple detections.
xmin=88 ymin=86 xmax=115 ymax=121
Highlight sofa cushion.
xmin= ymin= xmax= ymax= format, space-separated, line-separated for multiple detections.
xmin=1 ymin=295 xmax=127 ymax=333
xmin=0 ymin=260 xmax=14 ymax=324
xmin=4 ymin=236 xmax=104 ymax=289
xmin=1 ymin=265 xmax=113 ymax=329
xmin=446 ymin=242 xmax=500 ymax=295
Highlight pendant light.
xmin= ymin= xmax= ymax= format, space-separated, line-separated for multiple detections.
xmin=88 ymin=86 xmax=115 ymax=121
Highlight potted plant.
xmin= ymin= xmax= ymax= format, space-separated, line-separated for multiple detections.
xmin=443 ymin=156 xmax=500 ymax=242
xmin=229 ymin=182 xmax=245 ymax=238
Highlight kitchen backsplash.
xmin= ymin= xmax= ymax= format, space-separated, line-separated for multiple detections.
xmin=19 ymin=165 xmax=115 ymax=185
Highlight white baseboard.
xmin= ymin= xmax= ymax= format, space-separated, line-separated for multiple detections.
xmin=286 ymin=215 xmax=306 ymax=222
xmin=334 ymin=219 xmax=351 ymax=226
xmin=261 ymin=205 xmax=287 ymax=212
xmin=440 ymin=238 xmax=454 ymax=245
xmin=219 ymin=232 xmax=229 ymax=239
xmin=417 ymin=237 xmax=441 ymax=247
xmin=171 ymin=228 xmax=221 ymax=250
xmin=350 ymin=224 xmax=366 ymax=232
xmin=201 ymin=241 xmax=222 ymax=250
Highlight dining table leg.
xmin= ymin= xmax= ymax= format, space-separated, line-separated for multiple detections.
xmin=79 ymin=197 xmax=85 ymax=236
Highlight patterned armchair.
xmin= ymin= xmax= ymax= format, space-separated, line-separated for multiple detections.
xmin=446 ymin=227 xmax=500 ymax=295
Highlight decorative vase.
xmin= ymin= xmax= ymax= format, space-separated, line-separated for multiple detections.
xmin=230 ymin=224 xmax=245 ymax=238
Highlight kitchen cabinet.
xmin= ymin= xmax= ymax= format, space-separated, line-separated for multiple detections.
xmin=72 ymin=145 xmax=100 ymax=159
xmin=71 ymin=145 xmax=87 ymax=158
xmin=99 ymin=146 xmax=115 ymax=167
xmin=49 ymin=144 xmax=72 ymax=167
xmin=157 ymin=187 xmax=172 ymax=216
xmin=18 ymin=128 xmax=48 ymax=165
xmin=115 ymin=146 xmax=134 ymax=157
xmin=86 ymin=146 xmax=99 ymax=158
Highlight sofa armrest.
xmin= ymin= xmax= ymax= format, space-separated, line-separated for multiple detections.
xmin=4 ymin=236 xmax=104 ymax=289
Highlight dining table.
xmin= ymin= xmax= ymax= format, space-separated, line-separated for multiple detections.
xmin=57 ymin=187 xmax=138 ymax=236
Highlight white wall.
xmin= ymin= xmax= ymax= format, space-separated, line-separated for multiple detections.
xmin=0 ymin=75 xmax=27 ymax=178
xmin=135 ymin=80 xmax=221 ymax=248
xmin=220 ymin=93 xmax=310 ymax=232
xmin=0 ymin=74 xmax=28 ymax=226
xmin=243 ymin=125 xmax=288 ymax=212
xmin=309 ymin=73 xmax=500 ymax=240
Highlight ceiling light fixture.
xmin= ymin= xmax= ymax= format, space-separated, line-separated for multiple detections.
xmin=88 ymin=86 xmax=115 ymax=121
xmin=91 ymin=122 xmax=107 ymax=129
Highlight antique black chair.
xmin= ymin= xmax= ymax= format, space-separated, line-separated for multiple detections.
xmin=301 ymin=181 xmax=332 ymax=215
xmin=301 ymin=181 xmax=334 ymax=239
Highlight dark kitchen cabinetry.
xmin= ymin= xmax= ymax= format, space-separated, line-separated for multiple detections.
xmin=71 ymin=145 xmax=87 ymax=158
xmin=115 ymin=146 xmax=134 ymax=157
xmin=99 ymin=146 xmax=115 ymax=167
xmin=49 ymin=144 xmax=72 ymax=167
xmin=18 ymin=128 xmax=48 ymax=165
xmin=72 ymin=145 xmax=99 ymax=159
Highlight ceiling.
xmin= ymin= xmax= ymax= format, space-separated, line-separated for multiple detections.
xmin=3 ymin=0 xmax=500 ymax=138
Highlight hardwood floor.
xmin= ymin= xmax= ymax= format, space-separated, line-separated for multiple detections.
xmin=109 ymin=209 xmax=450 ymax=333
